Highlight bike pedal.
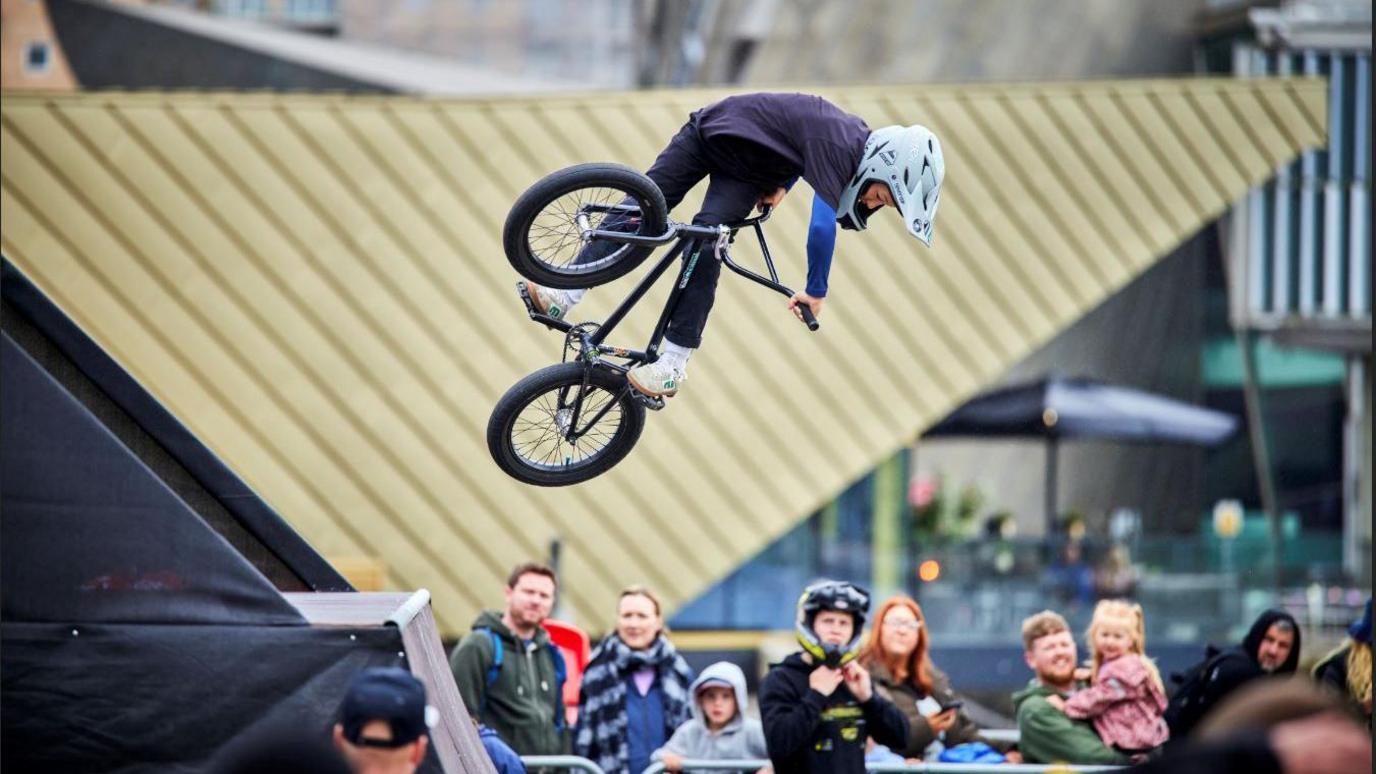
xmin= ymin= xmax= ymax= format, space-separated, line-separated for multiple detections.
xmin=630 ymin=391 xmax=666 ymax=411
xmin=517 ymin=281 xmax=538 ymax=316
xmin=516 ymin=281 xmax=572 ymax=332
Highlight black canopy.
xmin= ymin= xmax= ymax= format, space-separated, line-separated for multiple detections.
xmin=922 ymin=375 xmax=1238 ymax=531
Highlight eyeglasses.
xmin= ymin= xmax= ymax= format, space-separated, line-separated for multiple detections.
xmin=883 ymin=619 xmax=922 ymax=632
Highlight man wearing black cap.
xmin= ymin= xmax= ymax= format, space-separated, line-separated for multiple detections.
xmin=332 ymin=667 xmax=433 ymax=774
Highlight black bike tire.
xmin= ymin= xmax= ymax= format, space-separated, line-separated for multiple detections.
xmin=487 ymin=362 xmax=647 ymax=486
xmin=502 ymin=163 xmax=669 ymax=290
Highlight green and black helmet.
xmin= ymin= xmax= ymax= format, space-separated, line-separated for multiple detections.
xmin=795 ymin=580 xmax=871 ymax=668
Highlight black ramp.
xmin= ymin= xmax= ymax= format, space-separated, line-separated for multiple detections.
xmin=0 ymin=332 xmax=303 ymax=625
xmin=1 ymin=622 xmax=410 ymax=774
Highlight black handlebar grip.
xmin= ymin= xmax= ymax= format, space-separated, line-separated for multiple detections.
xmin=799 ymin=304 xmax=820 ymax=331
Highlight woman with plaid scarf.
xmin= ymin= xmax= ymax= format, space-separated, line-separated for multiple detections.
xmin=574 ymin=586 xmax=696 ymax=774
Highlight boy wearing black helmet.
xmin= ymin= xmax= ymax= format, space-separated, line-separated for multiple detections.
xmin=759 ymin=580 xmax=909 ymax=773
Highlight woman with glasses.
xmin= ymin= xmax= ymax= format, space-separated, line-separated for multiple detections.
xmin=859 ymin=595 xmax=1019 ymax=762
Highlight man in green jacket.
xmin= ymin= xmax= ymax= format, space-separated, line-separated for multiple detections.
xmin=1012 ymin=610 xmax=1129 ymax=766
xmin=450 ymin=562 xmax=565 ymax=756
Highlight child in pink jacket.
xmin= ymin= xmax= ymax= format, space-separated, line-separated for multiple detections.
xmin=1046 ymin=600 xmax=1168 ymax=758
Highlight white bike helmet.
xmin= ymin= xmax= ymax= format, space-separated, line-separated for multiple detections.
xmin=836 ymin=124 xmax=945 ymax=246
xmin=795 ymin=580 xmax=871 ymax=669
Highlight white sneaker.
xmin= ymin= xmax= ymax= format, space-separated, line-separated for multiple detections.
xmin=626 ymin=360 xmax=686 ymax=398
xmin=528 ymin=284 xmax=578 ymax=320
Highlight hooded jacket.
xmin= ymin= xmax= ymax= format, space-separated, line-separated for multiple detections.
xmin=759 ymin=652 xmax=909 ymax=774
xmin=1165 ymin=608 xmax=1302 ymax=740
xmin=652 ymin=662 xmax=768 ymax=774
xmin=1012 ymin=678 xmax=1129 ymax=765
xmin=449 ymin=610 xmax=564 ymax=756
xmin=1205 ymin=610 xmax=1302 ymax=700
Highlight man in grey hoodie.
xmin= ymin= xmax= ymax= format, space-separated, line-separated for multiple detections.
xmin=652 ymin=661 xmax=771 ymax=774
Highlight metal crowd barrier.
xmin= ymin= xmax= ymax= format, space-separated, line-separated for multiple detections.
xmin=977 ymin=728 xmax=1021 ymax=744
xmin=523 ymin=756 xmax=1123 ymax=774
xmin=639 ymin=761 xmax=770 ymax=774
xmin=864 ymin=760 xmax=1122 ymax=765
xmin=519 ymin=755 xmax=608 ymax=774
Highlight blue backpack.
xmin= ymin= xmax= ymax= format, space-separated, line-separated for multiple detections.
xmin=939 ymin=742 xmax=1005 ymax=764
xmin=478 ymin=627 xmax=568 ymax=731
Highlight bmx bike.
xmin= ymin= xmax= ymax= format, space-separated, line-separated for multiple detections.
xmin=487 ymin=162 xmax=818 ymax=487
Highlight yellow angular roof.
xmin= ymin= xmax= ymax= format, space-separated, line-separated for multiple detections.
xmin=0 ymin=79 xmax=1324 ymax=636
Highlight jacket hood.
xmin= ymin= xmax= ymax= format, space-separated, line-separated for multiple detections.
xmin=689 ymin=661 xmax=749 ymax=729
xmin=1242 ymin=609 xmax=1301 ymax=674
xmin=1012 ymin=677 xmax=1057 ymax=711
xmin=471 ymin=609 xmax=550 ymax=646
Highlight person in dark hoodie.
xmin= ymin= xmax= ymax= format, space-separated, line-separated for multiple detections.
xmin=1164 ymin=608 xmax=1301 ymax=740
xmin=449 ymin=562 xmax=565 ymax=756
xmin=759 ymin=580 xmax=908 ymax=774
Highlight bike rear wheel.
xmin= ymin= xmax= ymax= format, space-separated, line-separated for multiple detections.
xmin=503 ymin=163 xmax=669 ymax=290
xmin=487 ymin=362 xmax=646 ymax=486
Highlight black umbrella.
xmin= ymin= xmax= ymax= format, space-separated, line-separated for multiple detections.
xmin=921 ymin=375 xmax=1239 ymax=533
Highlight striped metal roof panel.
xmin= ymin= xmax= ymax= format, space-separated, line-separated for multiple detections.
xmin=1 ymin=78 xmax=1324 ymax=636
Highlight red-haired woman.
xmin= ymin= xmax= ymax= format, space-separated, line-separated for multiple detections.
xmin=859 ymin=595 xmax=1018 ymax=762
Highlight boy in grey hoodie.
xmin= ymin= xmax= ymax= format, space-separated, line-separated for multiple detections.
xmin=652 ymin=661 xmax=771 ymax=774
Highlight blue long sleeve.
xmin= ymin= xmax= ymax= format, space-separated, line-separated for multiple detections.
xmin=806 ymin=193 xmax=837 ymax=298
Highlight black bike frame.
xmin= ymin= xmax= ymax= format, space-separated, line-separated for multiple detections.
xmin=536 ymin=206 xmax=814 ymax=371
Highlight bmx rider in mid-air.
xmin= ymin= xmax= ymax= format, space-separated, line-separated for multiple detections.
xmin=524 ymin=92 xmax=946 ymax=402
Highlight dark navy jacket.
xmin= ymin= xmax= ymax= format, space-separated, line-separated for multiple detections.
xmin=625 ymin=676 xmax=667 ymax=774
xmin=693 ymin=93 xmax=872 ymax=298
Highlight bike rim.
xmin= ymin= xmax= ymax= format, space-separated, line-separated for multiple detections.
xmin=526 ymin=186 xmax=645 ymax=275
xmin=508 ymin=381 xmax=627 ymax=471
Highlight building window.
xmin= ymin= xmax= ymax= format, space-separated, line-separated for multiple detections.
xmin=24 ymin=42 xmax=51 ymax=74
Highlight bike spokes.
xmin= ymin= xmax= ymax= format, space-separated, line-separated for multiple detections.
xmin=527 ymin=187 xmax=641 ymax=273
xmin=510 ymin=382 xmax=626 ymax=469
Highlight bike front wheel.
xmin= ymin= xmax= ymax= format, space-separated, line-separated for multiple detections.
xmin=487 ymin=362 xmax=647 ymax=486
xmin=502 ymin=163 xmax=669 ymax=289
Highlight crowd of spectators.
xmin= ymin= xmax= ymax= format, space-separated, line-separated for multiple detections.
xmin=208 ymin=561 xmax=1372 ymax=774
xmin=434 ymin=561 xmax=1370 ymax=774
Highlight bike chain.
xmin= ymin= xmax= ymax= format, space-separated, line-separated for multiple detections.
xmin=561 ymin=321 xmax=599 ymax=364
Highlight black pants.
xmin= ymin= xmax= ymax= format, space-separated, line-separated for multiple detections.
xmin=581 ymin=121 xmax=778 ymax=349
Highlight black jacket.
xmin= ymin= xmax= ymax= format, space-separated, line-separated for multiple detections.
xmin=1209 ymin=610 xmax=1303 ymax=704
xmin=1166 ymin=609 xmax=1302 ymax=739
xmin=759 ymin=653 xmax=909 ymax=774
